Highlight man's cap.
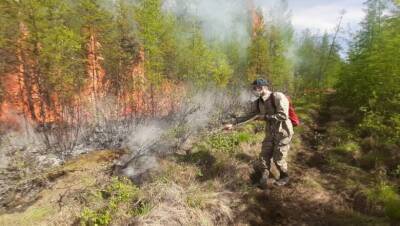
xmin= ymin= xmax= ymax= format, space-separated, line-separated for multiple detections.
xmin=252 ymin=78 xmax=268 ymax=86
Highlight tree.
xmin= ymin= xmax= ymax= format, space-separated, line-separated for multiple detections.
xmin=335 ymin=0 xmax=400 ymax=143
xmin=246 ymin=10 xmax=270 ymax=83
xmin=294 ymin=30 xmax=342 ymax=93
xmin=0 ymin=0 xmax=20 ymax=103
xmin=102 ymin=0 xmax=140 ymax=98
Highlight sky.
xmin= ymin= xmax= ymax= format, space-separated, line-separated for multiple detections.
xmin=249 ymin=0 xmax=367 ymax=55
xmin=165 ymin=0 xmax=368 ymax=56
xmin=289 ymin=0 xmax=366 ymax=33
xmin=285 ymin=0 xmax=367 ymax=55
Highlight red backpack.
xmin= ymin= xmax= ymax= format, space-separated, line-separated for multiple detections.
xmin=270 ymin=93 xmax=300 ymax=127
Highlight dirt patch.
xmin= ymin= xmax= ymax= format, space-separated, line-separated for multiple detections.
xmin=231 ymin=98 xmax=390 ymax=226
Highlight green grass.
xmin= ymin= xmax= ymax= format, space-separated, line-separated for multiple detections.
xmin=186 ymin=192 xmax=205 ymax=209
xmin=131 ymin=201 xmax=152 ymax=217
xmin=331 ymin=141 xmax=360 ymax=159
xmin=0 ymin=206 xmax=55 ymax=226
xmin=204 ymin=130 xmax=256 ymax=154
xmin=80 ymin=177 xmax=143 ymax=226
xmin=367 ymin=183 xmax=400 ymax=221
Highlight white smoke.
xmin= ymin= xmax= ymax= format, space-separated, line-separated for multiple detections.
xmin=0 ymin=85 xmax=253 ymax=184
xmin=124 ymin=121 xmax=167 ymax=151
xmin=115 ymin=89 xmax=252 ymax=181
xmin=164 ymin=0 xmax=250 ymax=43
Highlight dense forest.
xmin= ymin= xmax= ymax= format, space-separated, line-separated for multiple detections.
xmin=0 ymin=0 xmax=344 ymax=123
xmin=0 ymin=0 xmax=399 ymax=225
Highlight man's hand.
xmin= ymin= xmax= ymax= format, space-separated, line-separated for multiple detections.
xmin=264 ymin=114 xmax=274 ymax=121
xmin=223 ymin=123 xmax=234 ymax=131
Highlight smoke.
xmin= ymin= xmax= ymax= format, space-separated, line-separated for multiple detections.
xmin=164 ymin=0 xmax=251 ymax=43
xmin=124 ymin=121 xmax=167 ymax=151
xmin=116 ymin=89 xmax=250 ymax=181
xmin=0 ymin=87 xmax=253 ymax=185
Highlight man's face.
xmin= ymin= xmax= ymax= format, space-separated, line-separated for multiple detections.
xmin=252 ymin=85 xmax=264 ymax=97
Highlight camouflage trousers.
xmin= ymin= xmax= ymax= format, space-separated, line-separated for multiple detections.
xmin=260 ymin=133 xmax=292 ymax=175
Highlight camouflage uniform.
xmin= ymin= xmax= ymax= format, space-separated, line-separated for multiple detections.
xmin=236 ymin=91 xmax=293 ymax=178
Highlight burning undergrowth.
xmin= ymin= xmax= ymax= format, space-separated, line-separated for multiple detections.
xmin=0 ymin=88 xmax=250 ymax=211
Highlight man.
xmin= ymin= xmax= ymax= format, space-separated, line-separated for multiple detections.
xmin=225 ymin=78 xmax=294 ymax=187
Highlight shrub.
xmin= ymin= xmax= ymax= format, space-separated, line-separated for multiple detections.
xmin=358 ymin=111 xmax=400 ymax=145
xmin=80 ymin=177 xmax=142 ymax=226
xmin=80 ymin=208 xmax=112 ymax=226
xmin=331 ymin=141 xmax=360 ymax=156
xmin=367 ymin=183 xmax=400 ymax=221
xmin=206 ymin=131 xmax=253 ymax=154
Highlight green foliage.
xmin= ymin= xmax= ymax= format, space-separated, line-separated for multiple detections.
xmin=358 ymin=111 xmax=400 ymax=145
xmin=175 ymin=27 xmax=233 ymax=88
xmin=206 ymin=131 xmax=252 ymax=154
xmin=134 ymin=0 xmax=167 ymax=84
xmin=246 ymin=24 xmax=270 ymax=82
xmin=294 ymin=30 xmax=343 ymax=92
xmin=0 ymin=0 xmax=300 ymax=112
xmin=367 ymin=183 xmax=400 ymax=221
xmin=9 ymin=0 xmax=89 ymax=106
xmin=41 ymin=25 xmax=85 ymax=100
xmin=393 ymin=165 xmax=400 ymax=177
xmin=130 ymin=201 xmax=152 ymax=217
xmin=335 ymin=2 xmax=400 ymax=144
xmin=80 ymin=208 xmax=112 ymax=226
xmin=268 ymin=5 xmax=294 ymax=91
xmin=80 ymin=177 xmax=144 ymax=226
xmin=0 ymin=0 xmax=19 ymax=72
xmin=107 ymin=177 xmax=139 ymax=206
xmin=337 ymin=38 xmax=400 ymax=115
xmin=246 ymin=2 xmax=295 ymax=89
xmin=332 ymin=142 xmax=360 ymax=156
xmin=101 ymin=0 xmax=139 ymax=96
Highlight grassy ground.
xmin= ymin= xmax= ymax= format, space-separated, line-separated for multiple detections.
xmin=0 ymin=95 xmax=397 ymax=225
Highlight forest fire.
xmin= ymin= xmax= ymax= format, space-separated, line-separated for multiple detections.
xmin=0 ymin=0 xmax=264 ymax=130
xmin=0 ymin=30 xmax=184 ymax=130
xmin=1 ymin=0 xmax=399 ymax=225
xmin=247 ymin=0 xmax=264 ymax=36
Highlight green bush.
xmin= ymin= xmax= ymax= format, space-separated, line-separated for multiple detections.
xmin=393 ymin=165 xmax=400 ymax=177
xmin=331 ymin=141 xmax=360 ymax=156
xmin=80 ymin=177 xmax=141 ymax=226
xmin=367 ymin=183 xmax=400 ymax=221
xmin=80 ymin=208 xmax=112 ymax=226
xmin=359 ymin=111 xmax=400 ymax=146
xmin=206 ymin=131 xmax=253 ymax=154
xmin=236 ymin=132 xmax=252 ymax=143
xmin=327 ymin=125 xmax=355 ymax=145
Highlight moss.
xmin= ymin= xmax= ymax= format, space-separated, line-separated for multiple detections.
xmin=0 ymin=206 xmax=55 ymax=226
xmin=330 ymin=141 xmax=361 ymax=163
xmin=302 ymin=176 xmax=323 ymax=190
xmin=333 ymin=142 xmax=360 ymax=154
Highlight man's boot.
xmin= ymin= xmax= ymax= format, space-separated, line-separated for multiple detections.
xmin=275 ymin=172 xmax=289 ymax=186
